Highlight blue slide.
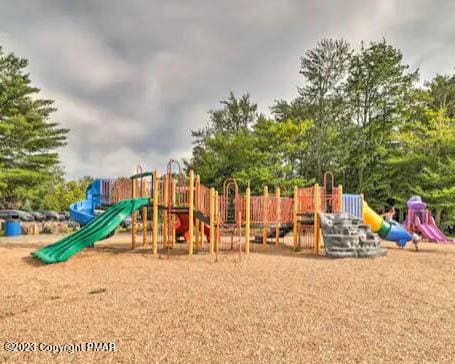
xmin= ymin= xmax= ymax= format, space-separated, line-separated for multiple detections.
xmin=69 ymin=179 xmax=112 ymax=225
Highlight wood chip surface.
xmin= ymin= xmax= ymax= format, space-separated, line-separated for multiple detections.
xmin=1 ymin=233 xmax=454 ymax=363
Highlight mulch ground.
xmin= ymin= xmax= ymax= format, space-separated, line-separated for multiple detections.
xmin=0 ymin=233 xmax=454 ymax=363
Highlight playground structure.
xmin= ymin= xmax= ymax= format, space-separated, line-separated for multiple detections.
xmin=33 ymin=164 xmax=438 ymax=264
xmin=405 ymin=196 xmax=454 ymax=243
xmin=33 ymin=166 xmax=346 ymax=263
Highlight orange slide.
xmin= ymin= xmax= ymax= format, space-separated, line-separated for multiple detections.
xmin=175 ymin=212 xmax=210 ymax=241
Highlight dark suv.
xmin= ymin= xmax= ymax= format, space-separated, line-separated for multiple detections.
xmin=39 ymin=210 xmax=62 ymax=221
xmin=0 ymin=210 xmax=35 ymax=221
xmin=31 ymin=211 xmax=46 ymax=221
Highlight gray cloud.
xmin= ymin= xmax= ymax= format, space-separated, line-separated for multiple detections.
xmin=0 ymin=0 xmax=454 ymax=178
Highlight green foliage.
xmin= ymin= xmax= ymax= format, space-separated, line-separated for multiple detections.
xmin=0 ymin=45 xmax=68 ymax=207
xmin=426 ymin=74 xmax=455 ymax=118
xmin=233 ymin=118 xmax=314 ymax=194
xmin=390 ymin=108 xmax=455 ymax=224
xmin=190 ymin=38 xmax=455 ymax=231
xmin=270 ymin=38 xmax=420 ymax=208
xmin=41 ymin=177 xmax=92 ymax=211
xmin=189 ymin=93 xmax=313 ymax=192
xmin=296 ymin=38 xmax=352 ymax=180
xmin=342 ymin=39 xmax=419 ymax=204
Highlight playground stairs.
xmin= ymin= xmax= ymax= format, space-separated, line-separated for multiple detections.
xmin=319 ymin=212 xmax=387 ymax=258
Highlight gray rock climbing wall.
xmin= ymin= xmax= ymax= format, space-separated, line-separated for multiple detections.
xmin=319 ymin=213 xmax=387 ymax=258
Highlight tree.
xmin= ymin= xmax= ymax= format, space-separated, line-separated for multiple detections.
xmin=236 ymin=117 xmax=313 ymax=193
xmin=389 ymin=108 xmax=455 ymax=226
xmin=271 ymin=39 xmax=352 ymax=183
xmin=343 ymin=40 xmax=419 ymax=205
xmin=297 ymin=39 xmax=352 ymax=181
xmin=189 ymin=92 xmax=259 ymax=189
xmin=188 ymin=39 xmax=454 ymax=233
xmin=189 ymin=93 xmax=314 ymax=192
xmin=0 ymin=45 xmax=68 ymax=207
xmin=425 ymin=73 xmax=455 ymax=118
xmin=42 ymin=177 xmax=92 ymax=212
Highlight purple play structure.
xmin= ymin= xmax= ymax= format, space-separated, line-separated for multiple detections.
xmin=405 ymin=196 xmax=453 ymax=243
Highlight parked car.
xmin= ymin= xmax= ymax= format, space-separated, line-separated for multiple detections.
xmin=39 ymin=210 xmax=61 ymax=221
xmin=31 ymin=211 xmax=46 ymax=222
xmin=121 ymin=216 xmax=132 ymax=229
xmin=0 ymin=209 xmax=35 ymax=221
xmin=59 ymin=211 xmax=69 ymax=221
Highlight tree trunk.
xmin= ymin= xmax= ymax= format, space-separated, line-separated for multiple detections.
xmin=435 ymin=208 xmax=443 ymax=226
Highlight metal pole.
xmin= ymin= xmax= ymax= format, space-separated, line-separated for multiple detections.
xmin=171 ymin=179 xmax=176 ymax=248
xmin=188 ymin=170 xmax=194 ymax=255
xmin=152 ymin=170 xmax=159 ymax=255
xmin=209 ymin=188 xmax=215 ymax=254
xmin=245 ymin=187 xmax=251 ymax=254
xmin=313 ymin=184 xmax=320 ymax=255
xmin=215 ymin=190 xmax=219 ymax=261
xmin=293 ymin=186 xmax=298 ymax=250
xmin=142 ymin=179 xmax=147 ymax=246
xmin=131 ymin=178 xmax=137 ymax=249
xmin=275 ymin=186 xmax=280 ymax=246
xmin=262 ymin=185 xmax=268 ymax=246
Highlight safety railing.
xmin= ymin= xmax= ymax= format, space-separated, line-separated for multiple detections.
xmin=296 ymin=186 xmax=314 ymax=214
xmin=320 ymin=186 xmax=342 ymax=213
xmin=342 ymin=194 xmax=362 ymax=219
xmin=100 ymin=179 xmax=113 ymax=205
xmin=175 ymin=184 xmax=190 ymax=208
xmin=197 ymin=184 xmax=211 ymax=217
xmin=111 ymin=178 xmax=133 ymax=203
xmin=280 ymin=197 xmax=294 ymax=224
xmin=246 ymin=195 xmax=294 ymax=225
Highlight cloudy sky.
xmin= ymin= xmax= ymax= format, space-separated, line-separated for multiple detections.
xmin=1 ymin=1 xmax=454 ymax=178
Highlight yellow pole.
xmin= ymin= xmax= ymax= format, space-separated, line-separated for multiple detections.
xmin=199 ymin=180 xmax=204 ymax=249
xmin=197 ymin=176 xmax=204 ymax=247
xmin=131 ymin=178 xmax=137 ymax=249
xmin=245 ymin=187 xmax=251 ymax=254
xmin=275 ymin=186 xmax=281 ymax=246
xmin=209 ymin=187 xmax=215 ymax=254
xmin=262 ymin=185 xmax=268 ymax=246
xmin=313 ymin=183 xmax=320 ymax=255
xmin=188 ymin=170 xmax=194 ymax=255
xmin=338 ymin=184 xmax=343 ymax=212
xmin=152 ymin=170 xmax=159 ymax=255
xmin=163 ymin=174 xmax=169 ymax=248
xmin=293 ymin=186 xmax=298 ymax=249
xmin=142 ymin=179 xmax=147 ymax=246
xmin=215 ymin=190 xmax=220 ymax=259
xmin=171 ymin=179 xmax=176 ymax=248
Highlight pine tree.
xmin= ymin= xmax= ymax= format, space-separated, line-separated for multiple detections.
xmin=0 ymin=46 xmax=68 ymax=207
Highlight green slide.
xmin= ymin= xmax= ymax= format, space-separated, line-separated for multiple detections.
xmin=32 ymin=197 xmax=150 ymax=264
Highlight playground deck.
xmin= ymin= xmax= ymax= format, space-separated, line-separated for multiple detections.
xmin=1 ymin=233 xmax=454 ymax=363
